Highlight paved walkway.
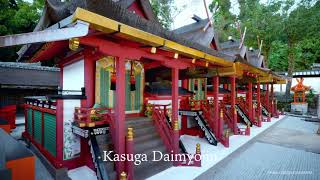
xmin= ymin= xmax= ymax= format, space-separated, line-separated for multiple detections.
xmin=196 ymin=116 xmax=320 ymax=180
xmin=149 ymin=116 xmax=286 ymax=180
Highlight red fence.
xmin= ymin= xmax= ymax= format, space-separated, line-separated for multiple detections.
xmin=0 ymin=105 xmax=16 ymax=129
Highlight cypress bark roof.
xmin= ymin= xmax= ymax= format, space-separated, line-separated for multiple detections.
xmin=18 ymin=0 xmax=234 ymax=62
xmin=0 ymin=62 xmax=59 ymax=88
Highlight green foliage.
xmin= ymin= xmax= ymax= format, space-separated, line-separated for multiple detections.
xmin=0 ymin=0 xmax=44 ymax=61
xmin=150 ymin=0 xmax=176 ymax=29
xmin=306 ymin=88 xmax=316 ymax=108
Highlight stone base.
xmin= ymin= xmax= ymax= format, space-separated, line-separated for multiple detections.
xmin=291 ymin=103 xmax=308 ymax=115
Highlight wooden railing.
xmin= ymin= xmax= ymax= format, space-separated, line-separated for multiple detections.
xmin=152 ymin=104 xmax=173 ymax=152
xmin=74 ymin=107 xmax=112 ymax=128
xmin=220 ymin=101 xmax=233 ymax=130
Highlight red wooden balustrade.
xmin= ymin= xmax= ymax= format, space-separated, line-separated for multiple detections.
xmin=152 ymin=104 xmax=173 ymax=152
xmin=74 ymin=107 xmax=112 ymax=127
xmin=152 ymin=104 xmax=202 ymax=166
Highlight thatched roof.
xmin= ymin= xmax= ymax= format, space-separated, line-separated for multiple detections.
xmin=18 ymin=0 xmax=235 ymax=62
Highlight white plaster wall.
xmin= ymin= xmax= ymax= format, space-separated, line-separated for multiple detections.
xmin=63 ymin=60 xmax=84 ymax=91
xmin=274 ymin=77 xmax=320 ymax=94
xmin=62 ymin=60 xmax=84 ymax=160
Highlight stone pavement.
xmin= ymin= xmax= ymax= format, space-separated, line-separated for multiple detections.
xmin=196 ymin=116 xmax=320 ymax=180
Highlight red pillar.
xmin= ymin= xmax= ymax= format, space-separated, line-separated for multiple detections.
xmin=81 ymin=51 xmax=97 ymax=169
xmin=84 ymin=51 xmax=96 ymax=107
xmin=265 ymin=83 xmax=271 ymax=121
xmin=56 ymin=99 xmax=63 ymax=168
xmin=115 ymin=56 xmax=126 ymax=175
xmin=213 ymin=76 xmax=219 ymax=136
xmin=171 ymin=68 xmax=179 ymax=165
xmin=271 ymin=83 xmax=274 ymax=117
xmin=230 ymin=76 xmax=237 ymax=134
xmin=181 ymin=79 xmax=188 ymax=133
xmin=248 ymin=82 xmax=253 ymax=123
xmin=256 ymin=81 xmax=262 ymax=127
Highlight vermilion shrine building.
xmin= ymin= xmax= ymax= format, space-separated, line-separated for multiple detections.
xmin=0 ymin=0 xmax=286 ymax=180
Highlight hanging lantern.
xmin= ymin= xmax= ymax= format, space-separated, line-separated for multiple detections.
xmin=194 ymin=79 xmax=198 ymax=91
xmin=110 ymin=72 xmax=116 ymax=90
xmin=110 ymin=59 xmax=116 ymax=90
xmin=130 ymin=61 xmax=136 ymax=91
xmin=202 ymin=79 xmax=205 ymax=91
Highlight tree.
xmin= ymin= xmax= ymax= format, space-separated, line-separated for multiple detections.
xmin=149 ymin=0 xmax=176 ymax=29
xmin=0 ymin=0 xmax=44 ymax=61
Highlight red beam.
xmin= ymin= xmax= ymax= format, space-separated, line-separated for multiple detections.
xmin=80 ymin=36 xmax=192 ymax=69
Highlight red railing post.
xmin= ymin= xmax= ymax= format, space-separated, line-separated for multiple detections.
xmin=194 ymin=143 xmax=201 ymax=167
xmin=171 ymin=68 xmax=179 ymax=166
xmin=265 ymin=83 xmax=271 ymax=122
xmin=248 ymin=82 xmax=253 ymax=122
xmin=213 ymin=76 xmax=219 ymax=135
xmin=126 ymin=128 xmax=134 ymax=180
xmin=256 ymin=81 xmax=262 ymax=127
xmin=230 ymin=75 xmax=237 ymax=135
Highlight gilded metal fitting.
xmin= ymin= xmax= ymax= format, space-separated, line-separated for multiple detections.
xmin=173 ymin=120 xmax=179 ymax=131
xmin=120 ymin=172 xmax=127 ymax=180
xmin=220 ymin=109 xmax=224 ymax=118
xmin=127 ymin=127 xmax=133 ymax=141
xmin=226 ymin=129 xmax=230 ymax=138
xmin=88 ymin=122 xmax=95 ymax=127
xmin=150 ymin=47 xmax=157 ymax=54
xmin=69 ymin=37 xmax=80 ymax=51
xmin=196 ymin=143 xmax=201 ymax=154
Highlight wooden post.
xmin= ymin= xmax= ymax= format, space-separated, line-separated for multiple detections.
xmin=230 ymin=76 xmax=237 ymax=134
xmin=181 ymin=80 xmax=189 ymax=133
xmin=248 ymin=82 xmax=253 ymax=123
xmin=271 ymin=83 xmax=274 ymax=117
xmin=213 ymin=76 xmax=219 ymax=135
xmin=266 ymin=83 xmax=271 ymax=121
xmin=84 ymin=50 xmax=96 ymax=108
xmin=115 ymin=56 xmax=126 ymax=175
xmin=256 ymin=81 xmax=262 ymax=127
xmin=126 ymin=128 xmax=134 ymax=180
xmin=171 ymin=68 xmax=179 ymax=165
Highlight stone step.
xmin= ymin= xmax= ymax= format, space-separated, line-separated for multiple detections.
xmin=108 ymin=170 xmax=117 ymax=180
xmin=134 ymin=132 xmax=159 ymax=144
xmin=132 ymin=126 xmax=157 ymax=138
xmin=134 ymin=158 xmax=172 ymax=180
xmin=134 ymin=137 xmax=164 ymax=154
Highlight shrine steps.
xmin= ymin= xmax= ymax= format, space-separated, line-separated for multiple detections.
xmin=96 ymin=134 xmax=117 ymax=180
xmin=126 ymin=117 xmax=173 ymax=180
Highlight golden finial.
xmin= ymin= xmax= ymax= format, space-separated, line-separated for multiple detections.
xmin=120 ymin=172 xmax=127 ymax=180
xmin=127 ymin=128 xmax=133 ymax=141
xmin=196 ymin=143 xmax=201 ymax=154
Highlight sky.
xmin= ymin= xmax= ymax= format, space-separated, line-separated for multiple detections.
xmin=172 ymin=0 xmax=270 ymax=30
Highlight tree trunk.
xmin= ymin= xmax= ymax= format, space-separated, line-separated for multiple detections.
xmin=285 ymin=38 xmax=295 ymax=102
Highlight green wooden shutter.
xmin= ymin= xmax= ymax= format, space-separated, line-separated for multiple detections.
xmin=27 ymin=109 xmax=33 ymax=135
xmin=125 ymin=72 xmax=131 ymax=111
xmin=43 ymin=113 xmax=56 ymax=157
xmin=33 ymin=110 xmax=42 ymax=144
xmin=134 ymin=73 xmax=141 ymax=111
